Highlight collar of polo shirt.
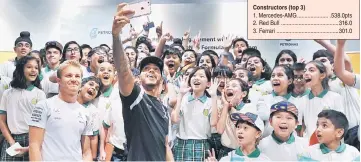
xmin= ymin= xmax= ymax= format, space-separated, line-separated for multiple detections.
xmin=187 ymin=93 xmax=208 ymax=103
xmin=271 ymin=131 xmax=295 ymax=144
xmin=254 ymin=78 xmax=266 ymax=86
xmin=26 ymin=84 xmax=35 ymax=91
xmin=103 ymin=85 xmax=113 ymax=97
xmin=308 ymin=89 xmax=328 ymax=99
xmin=235 ymin=147 xmax=261 ymax=158
xmin=234 ymin=102 xmax=245 ymax=111
xmin=272 ymin=91 xmax=292 ymax=100
xmin=320 ymin=143 xmax=346 ymax=154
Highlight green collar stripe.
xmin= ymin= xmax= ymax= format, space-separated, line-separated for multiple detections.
xmin=235 ymin=102 xmax=246 ymax=111
xmin=254 ymin=78 xmax=266 ymax=86
xmin=188 ymin=93 xmax=208 ymax=103
xmin=103 ymin=85 xmax=113 ymax=97
xmin=82 ymin=102 xmax=90 ymax=108
xmin=309 ymin=89 xmax=328 ymax=99
xmin=271 ymin=131 xmax=295 ymax=144
xmin=26 ymin=85 xmax=35 ymax=91
xmin=320 ymin=143 xmax=346 ymax=154
xmin=272 ymin=91 xmax=292 ymax=100
xmin=235 ymin=147 xmax=261 ymax=158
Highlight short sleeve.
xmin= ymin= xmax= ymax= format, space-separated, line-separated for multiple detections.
xmin=82 ymin=111 xmax=94 ymax=136
xmin=0 ymin=90 xmax=9 ymax=114
xmin=119 ymin=83 xmax=143 ymax=111
xmin=334 ymin=94 xmax=345 ymax=113
xmin=38 ymin=90 xmax=46 ymax=102
xmin=354 ymin=74 xmax=360 ymax=89
xmin=28 ymin=100 xmax=50 ymax=129
xmin=103 ymin=107 xmax=111 ymax=129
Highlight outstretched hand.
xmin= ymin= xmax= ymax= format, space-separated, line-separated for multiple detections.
xmin=205 ymin=148 xmax=218 ymax=162
xmin=156 ymin=21 xmax=163 ymax=38
xmin=179 ymin=76 xmax=191 ymax=96
xmin=207 ymin=78 xmax=220 ymax=97
xmin=112 ymin=3 xmax=135 ymax=36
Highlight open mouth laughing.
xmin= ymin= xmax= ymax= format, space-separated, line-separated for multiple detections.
xmin=226 ymin=89 xmax=234 ymax=98
xmin=167 ymin=61 xmax=175 ymax=69
xmin=272 ymin=81 xmax=281 ymax=86
xmin=305 ymin=78 xmax=312 ymax=83
xmin=249 ymin=67 xmax=256 ymax=72
xmin=87 ymin=89 xmax=95 ymax=96
xmin=98 ymin=57 xmax=105 ymax=64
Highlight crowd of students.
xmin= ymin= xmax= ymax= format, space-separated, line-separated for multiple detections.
xmin=0 ymin=3 xmax=360 ymax=161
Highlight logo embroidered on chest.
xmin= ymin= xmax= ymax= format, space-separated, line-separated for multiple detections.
xmin=31 ymin=98 xmax=38 ymax=105
xmin=106 ymin=103 xmax=111 ymax=109
xmin=3 ymin=85 xmax=8 ymax=90
xmin=323 ymin=106 xmax=331 ymax=110
xmin=203 ymin=109 xmax=209 ymax=117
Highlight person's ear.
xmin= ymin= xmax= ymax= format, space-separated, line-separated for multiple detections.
xmin=56 ymin=77 xmax=61 ymax=84
xmin=336 ymin=128 xmax=344 ymax=138
xmin=241 ymin=91 xmax=247 ymax=99
xmin=207 ymin=82 xmax=211 ymax=88
xmin=288 ymin=78 xmax=293 ymax=86
xmin=255 ymin=131 xmax=262 ymax=139
xmin=320 ymin=72 xmax=326 ymax=80
xmin=262 ymin=67 xmax=265 ymax=73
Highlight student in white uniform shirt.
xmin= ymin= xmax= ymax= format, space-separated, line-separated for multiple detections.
xmin=300 ymin=60 xmax=344 ymax=144
xmin=257 ymin=65 xmax=301 ymax=137
xmin=28 ymin=60 xmax=93 ymax=161
xmin=0 ymin=31 xmax=32 ymax=78
xmin=216 ymin=78 xmax=256 ymax=159
xmin=207 ymin=112 xmax=270 ymax=162
xmin=313 ymin=40 xmax=360 ymax=139
xmin=259 ymin=101 xmax=308 ymax=161
xmin=171 ymin=67 xmax=218 ymax=161
xmin=298 ymin=110 xmax=359 ymax=161
xmin=92 ymin=62 xmax=118 ymax=161
xmin=245 ymin=55 xmax=273 ymax=97
xmin=77 ymin=76 xmax=103 ymax=161
xmin=103 ymin=91 xmax=127 ymax=161
xmin=84 ymin=47 xmax=109 ymax=78
xmin=0 ymin=76 xmax=11 ymax=105
xmin=40 ymin=41 xmax=63 ymax=98
xmin=0 ymin=56 xmax=46 ymax=161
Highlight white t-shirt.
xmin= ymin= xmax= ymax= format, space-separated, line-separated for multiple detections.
xmin=0 ymin=86 xmax=46 ymax=134
xmin=0 ymin=76 xmax=11 ymax=104
xmin=0 ymin=61 xmax=16 ymax=79
xmin=28 ymin=95 xmax=93 ymax=161
xmin=298 ymin=143 xmax=359 ymax=161
xmin=103 ymin=94 xmax=126 ymax=150
xmin=329 ymin=77 xmax=360 ymax=129
xmin=177 ymin=92 xmax=212 ymax=140
xmin=299 ymin=90 xmax=344 ymax=140
xmin=220 ymin=148 xmax=271 ymax=161
xmin=258 ymin=132 xmax=308 ymax=161
xmin=83 ymin=103 xmax=100 ymax=136
xmin=92 ymin=86 xmax=118 ymax=130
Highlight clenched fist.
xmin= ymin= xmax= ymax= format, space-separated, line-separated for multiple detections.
xmin=112 ymin=3 xmax=135 ymax=37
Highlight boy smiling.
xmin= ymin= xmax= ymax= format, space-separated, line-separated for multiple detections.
xmin=259 ymin=101 xmax=308 ymax=161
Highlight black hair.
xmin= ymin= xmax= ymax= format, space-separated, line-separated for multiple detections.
xmin=10 ymin=55 xmax=42 ymax=90
xmin=203 ymin=50 xmax=219 ymax=63
xmin=212 ymin=65 xmax=233 ymax=78
xmin=99 ymin=44 xmax=110 ymax=51
xmin=318 ymin=110 xmax=349 ymax=138
xmin=125 ymin=46 xmax=139 ymax=68
xmin=236 ymin=119 xmax=261 ymax=131
xmin=313 ymin=49 xmax=334 ymax=64
xmin=161 ymin=47 xmax=182 ymax=61
xmin=242 ymin=48 xmax=261 ymax=57
xmin=187 ymin=66 xmax=212 ymax=97
xmin=171 ymin=38 xmax=185 ymax=51
xmin=230 ymin=78 xmax=250 ymax=103
xmin=307 ymin=60 xmax=330 ymax=89
xmin=81 ymin=44 xmax=92 ymax=50
xmin=196 ymin=53 xmax=216 ymax=69
xmin=232 ymin=38 xmax=249 ymax=48
xmin=29 ymin=50 xmax=44 ymax=67
xmin=272 ymin=65 xmax=294 ymax=94
xmin=245 ymin=55 xmax=272 ymax=80
xmin=136 ymin=36 xmax=154 ymax=52
xmin=62 ymin=41 xmax=83 ymax=62
xmin=292 ymin=62 xmax=306 ymax=71
xmin=87 ymin=47 xmax=109 ymax=66
xmin=275 ymin=50 xmax=297 ymax=66
xmin=81 ymin=76 xmax=103 ymax=98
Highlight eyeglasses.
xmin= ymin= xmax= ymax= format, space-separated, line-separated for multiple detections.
xmin=294 ymin=75 xmax=304 ymax=81
xmin=66 ymin=48 xmax=80 ymax=53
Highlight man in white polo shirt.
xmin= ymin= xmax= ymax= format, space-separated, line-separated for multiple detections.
xmin=28 ymin=60 xmax=93 ymax=161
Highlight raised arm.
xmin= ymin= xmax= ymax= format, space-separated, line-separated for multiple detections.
xmin=112 ymin=3 xmax=136 ymax=97
xmin=334 ymin=40 xmax=357 ymax=87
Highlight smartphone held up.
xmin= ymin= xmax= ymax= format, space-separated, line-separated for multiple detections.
xmin=123 ymin=0 xmax=152 ymax=19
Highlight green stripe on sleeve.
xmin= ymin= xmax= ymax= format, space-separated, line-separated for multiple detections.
xmin=102 ymin=121 xmax=110 ymax=128
xmin=0 ymin=110 xmax=7 ymax=114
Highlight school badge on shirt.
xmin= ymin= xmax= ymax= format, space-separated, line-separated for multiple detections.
xmin=203 ymin=109 xmax=209 ymax=116
xmin=31 ymin=98 xmax=38 ymax=105
xmin=323 ymin=106 xmax=331 ymax=110
xmin=106 ymin=103 xmax=111 ymax=109
xmin=3 ymin=85 xmax=8 ymax=90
